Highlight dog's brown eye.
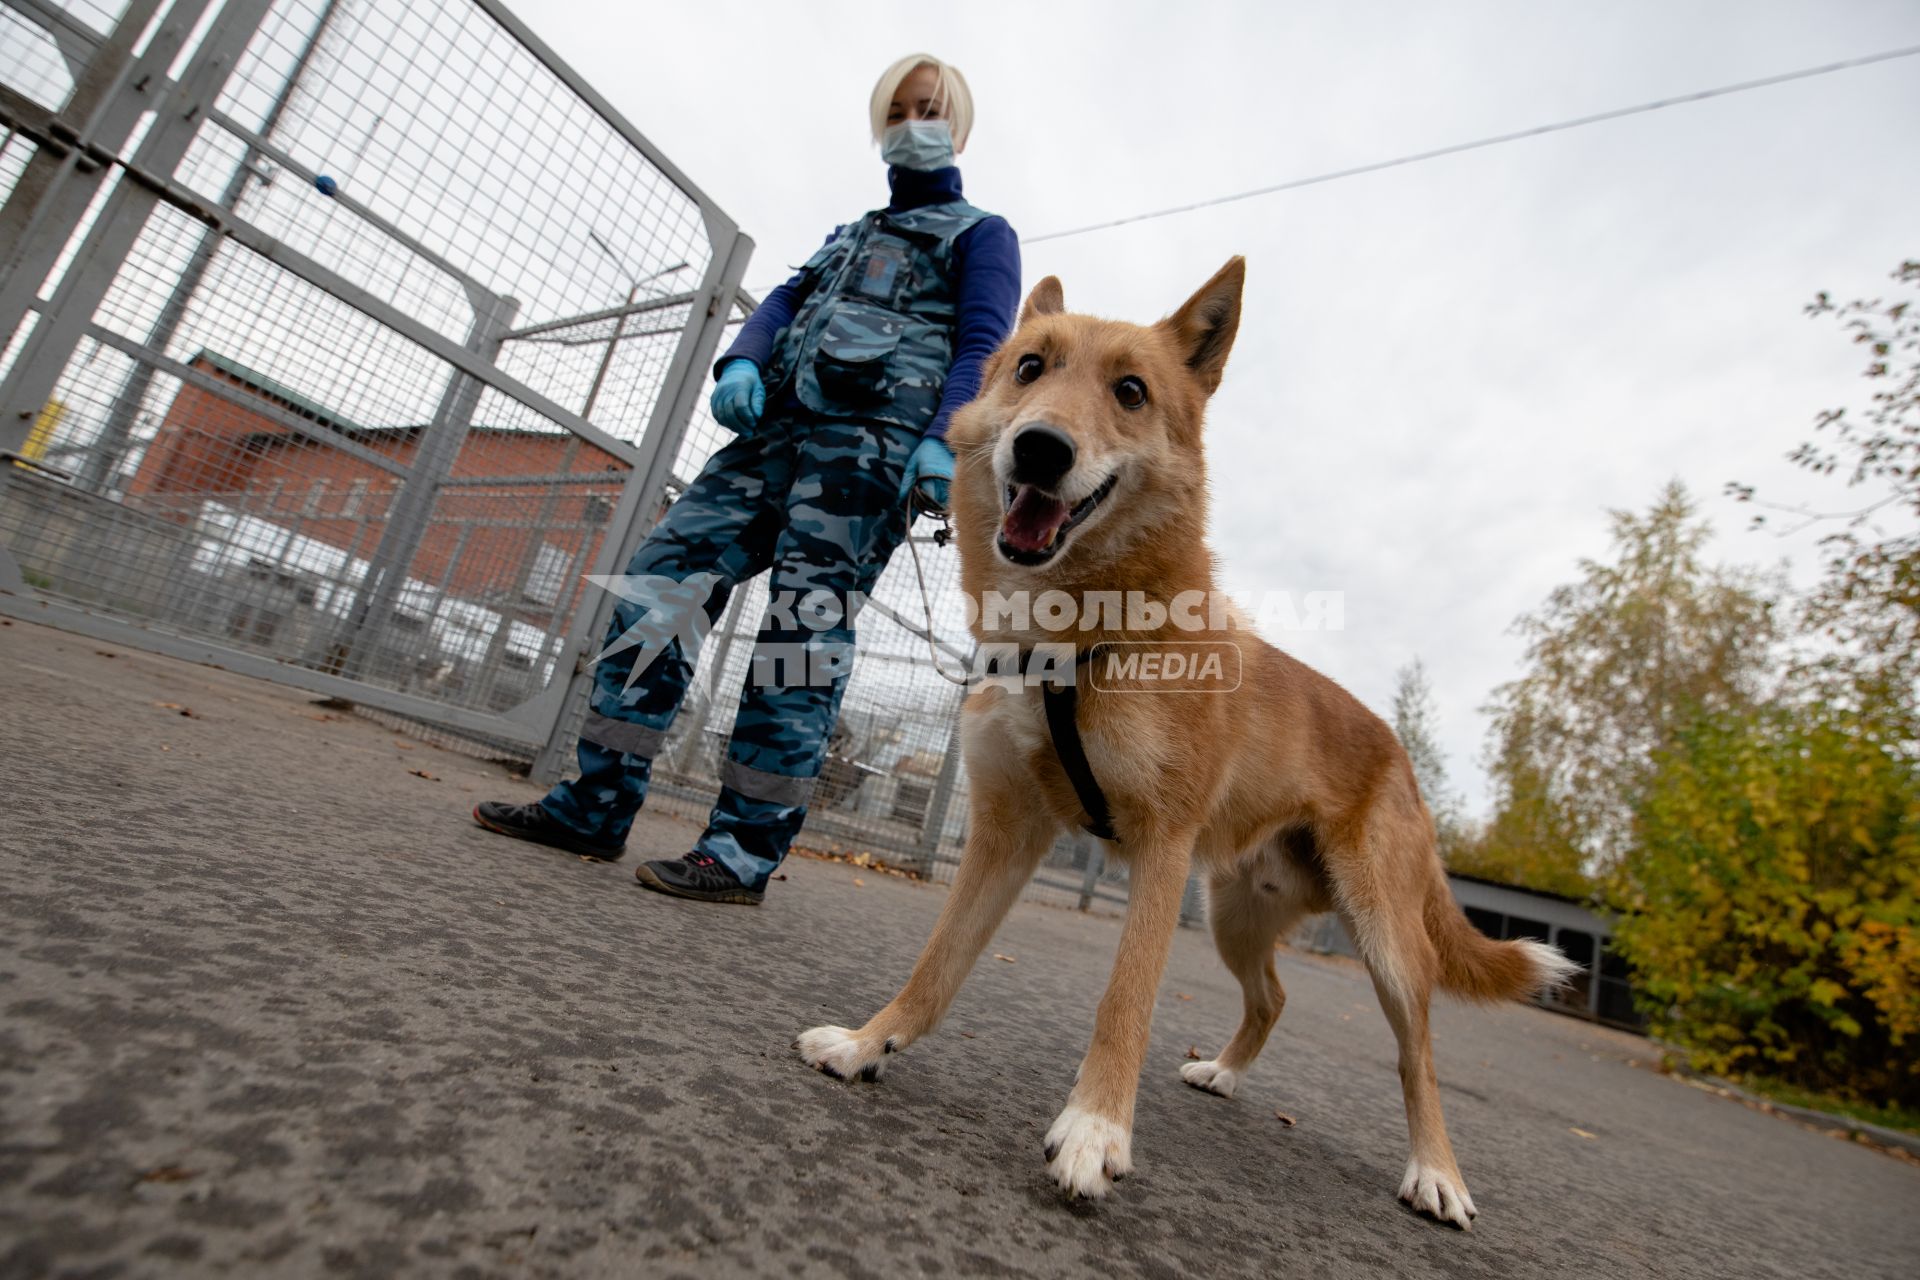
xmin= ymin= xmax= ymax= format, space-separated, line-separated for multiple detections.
xmin=1114 ymin=376 xmax=1148 ymax=409
xmin=1015 ymin=354 xmax=1044 ymax=385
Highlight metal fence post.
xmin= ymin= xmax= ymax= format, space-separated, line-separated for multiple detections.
xmin=327 ymin=290 xmax=520 ymax=681
xmin=1179 ymin=872 xmax=1205 ymax=928
xmin=914 ymin=665 xmax=972 ymax=877
xmin=1078 ymin=838 xmax=1105 ymax=913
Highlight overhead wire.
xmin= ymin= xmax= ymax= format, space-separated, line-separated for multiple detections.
xmin=1025 ymin=44 xmax=1920 ymax=244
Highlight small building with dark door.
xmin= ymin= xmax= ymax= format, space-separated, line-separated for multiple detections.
xmin=1292 ymin=873 xmax=1643 ymax=1030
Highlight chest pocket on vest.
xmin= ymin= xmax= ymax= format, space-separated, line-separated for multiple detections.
xmin=814 ymin=301 xmax=908 ymax=404
xmin=849 ymin=234 xmax=917 ymax=308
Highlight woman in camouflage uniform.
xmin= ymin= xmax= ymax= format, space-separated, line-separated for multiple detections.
xmin=475 ymin=54 xmax=1021 ymax=905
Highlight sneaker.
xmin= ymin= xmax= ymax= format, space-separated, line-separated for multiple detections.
xmin=472 ymin=800 xmax=626 ymax=862
xmin=634 ymin=851 xmax=764 ymax=905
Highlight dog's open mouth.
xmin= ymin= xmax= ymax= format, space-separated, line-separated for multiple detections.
xmin=997 ymin=474 xmax=1118 ymax=565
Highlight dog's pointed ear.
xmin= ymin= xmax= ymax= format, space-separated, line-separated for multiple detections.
xmin=1162 ymin=257 xmax=1244 ymax=395
xmin=1020 ymin=276 xmax=1065 ymax=326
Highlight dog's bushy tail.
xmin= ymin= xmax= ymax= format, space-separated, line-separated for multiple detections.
xmin=1424 ymin=880 xmax=1579 ymax=1003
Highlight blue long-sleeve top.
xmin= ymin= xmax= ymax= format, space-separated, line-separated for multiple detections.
xmin=715 ymin=165 xmax=1021 ymax=442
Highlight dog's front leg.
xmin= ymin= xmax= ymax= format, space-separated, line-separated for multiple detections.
xmin=1045 ymin=827 xmax=1196 ymax=1198
xmin=795 ymin=797 xmax=1054 ymax=1083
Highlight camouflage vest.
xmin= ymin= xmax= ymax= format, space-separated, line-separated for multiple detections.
xmin=766 ymin=200 xmax=990 ymax=433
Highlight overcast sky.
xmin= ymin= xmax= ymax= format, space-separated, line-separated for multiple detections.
xmin=519 ymin=0 xmax=1920 ymax=815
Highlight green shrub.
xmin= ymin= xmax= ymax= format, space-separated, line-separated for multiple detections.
xmin=1611 ymin=704 xmax=1920 ymax=1107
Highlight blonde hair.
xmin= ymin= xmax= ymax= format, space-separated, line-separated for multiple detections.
xmin=869 ymin=54 xmax=974 ymax=150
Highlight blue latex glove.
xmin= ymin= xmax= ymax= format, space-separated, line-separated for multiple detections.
xmin=709 ymin=359 xmax=765 ymax=435
xmin=898 ymin=437 xmax=955 ymax=512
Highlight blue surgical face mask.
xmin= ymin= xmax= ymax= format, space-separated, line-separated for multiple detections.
xmin=881 ymin=119 xmax=955 ymax=172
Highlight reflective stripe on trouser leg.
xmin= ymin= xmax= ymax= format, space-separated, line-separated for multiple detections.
xmin=699 ymin=633 xmax=853 ymax=889
xmin=720 ymin=756 xmax=816 ymax=807
xmin=579 ymin=714 xmax=666 ymax=758
xmin=541 ymin=425 xmax=794 ymax=842
xmin=695 ymin=414 xmax=920 ymax=889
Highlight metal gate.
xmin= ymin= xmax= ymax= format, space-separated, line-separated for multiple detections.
xmin=0 ymin=0 xmax=751 ymax=751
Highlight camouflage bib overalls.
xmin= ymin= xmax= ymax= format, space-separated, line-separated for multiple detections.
xmin=542 ymin=200 xmax=989 ymax=890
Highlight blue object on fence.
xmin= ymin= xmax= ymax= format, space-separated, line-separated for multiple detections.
xmin=314 ymin=174 xmax=338 ymax=197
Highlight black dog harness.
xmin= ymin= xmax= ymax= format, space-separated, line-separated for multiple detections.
xmin=1022 ymin=645 xmax=1118 ymax=843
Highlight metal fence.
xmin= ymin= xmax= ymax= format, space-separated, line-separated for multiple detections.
xmin=0 ymin=0 xmax=1146 ymax=917
xmin=0 ymin=0 xmax=749 ymax=742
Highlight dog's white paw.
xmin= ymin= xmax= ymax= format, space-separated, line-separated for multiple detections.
xmin=1043 ymin=1105 xmax=1132 ymax=1199
xmin=1398 ymin=1158 xmax=1478 ymax=1229
xmin=1179 ymin=1058 xmax=1240 ymax=1098
xmin=793 ymin=1025 xmax=887 ymax=1083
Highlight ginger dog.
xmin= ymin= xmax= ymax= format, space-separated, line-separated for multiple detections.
xmin=795 ymin=258 xmax=1573 ymax=1228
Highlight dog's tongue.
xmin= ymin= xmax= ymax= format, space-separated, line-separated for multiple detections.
xmin=1002 ymin=485 xmax=1072 ymax=553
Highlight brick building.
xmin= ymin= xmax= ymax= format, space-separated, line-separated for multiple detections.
xmin=126 ymin=352 xmax=629 ymax=622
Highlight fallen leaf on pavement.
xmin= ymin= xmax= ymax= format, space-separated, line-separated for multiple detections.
xmin=852 ymin=877 xmax=865 ymax=887
xmin=153 ymin=701 xmax=199 ymax=718
xmin=1185 ymin=1046 xmax=1202 ymax=1060
xmin=408 ymin=769 xmax=440 ymax=782
xmin=1176 ymin=992 xmax=1192 ymax=1001
xmin=993 ymin=953 xmax=1015 ymax=964
xmin=1274 ymin=1112 xmax=1297 ymax=1127
xmin=773 ymin=873 xmax=788 ymax=881
xmin=1569 ymin=1127 xmax=1597 ymax=1140
xmin=394 ymin=740 xmax=415 ymax=750
xmin=139 ymin=1166 xmax=197 ymax=1183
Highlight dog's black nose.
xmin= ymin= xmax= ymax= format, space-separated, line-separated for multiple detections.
xmin=1011 ymin=422 xmax=1076 ymax=489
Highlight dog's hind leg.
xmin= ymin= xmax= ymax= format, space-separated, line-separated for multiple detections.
xmin=1043 ymin=824 xmax=1198 ymax=1199
xmin=794 ymin=789 xmax=1055 ymax=1084
xmin=1344 ymin=887 xmax=1478 ymax=1229
xmin=1179 ymin=845 xmax=1313 ymax=1099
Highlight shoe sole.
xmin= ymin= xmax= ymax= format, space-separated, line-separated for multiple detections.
xmin=471 ymin=806 xmax=626 ymax=862
xmin=633 ymin=863 xmax=764 ymax=905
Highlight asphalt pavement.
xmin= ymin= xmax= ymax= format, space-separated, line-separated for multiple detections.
xmin=2 ymin=616 xmax=1916 ymax=1279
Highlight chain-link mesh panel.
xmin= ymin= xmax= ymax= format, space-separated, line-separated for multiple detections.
xmin=0 ymin=0 xmax=731 ymax=750
xmin=0 ymin=7 xmax=74 ymax=111
xmin=496 ymin=297 xmax=698 ymax=442
xmin=197 ymin=0 xmax=710 ymax=335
